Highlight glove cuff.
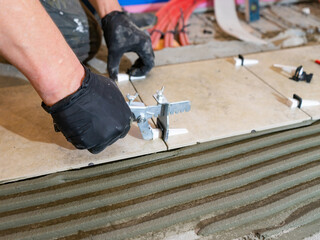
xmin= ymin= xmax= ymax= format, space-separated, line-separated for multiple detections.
xmin=41 ymin=65 xmax=91 ymax=114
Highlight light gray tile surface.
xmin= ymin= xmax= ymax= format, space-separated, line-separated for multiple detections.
xmin=131 ymin=57 xmax=311 ymax=149
xmin=245 ymin=45 xmax=320 ymax=120
xmin=0 ymin=81 xmax=166 ymax=183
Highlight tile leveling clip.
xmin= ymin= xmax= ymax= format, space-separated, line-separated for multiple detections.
xmin=127 ymin=87 xmax=191 ymax=141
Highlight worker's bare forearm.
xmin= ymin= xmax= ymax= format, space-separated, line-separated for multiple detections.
xmin=88 ymin=0 xmax=122 ymax=18
xmin=0 ymin=0 xmax=84 ymax=106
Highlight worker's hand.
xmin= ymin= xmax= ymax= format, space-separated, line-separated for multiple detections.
xmin=42 ymin=66 xmax=132 ymax=154
xmin=101 ymin=11 xmax=154 ymax=80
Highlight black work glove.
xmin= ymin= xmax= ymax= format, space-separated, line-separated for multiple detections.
xmin=42 ymin=66 xmax=132 ymax=154
xmin=101 ymin=11 xmax=155 ymax=80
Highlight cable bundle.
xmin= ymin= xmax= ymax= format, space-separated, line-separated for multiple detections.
xmin=149 ymin=0 xmax=207 ymax=50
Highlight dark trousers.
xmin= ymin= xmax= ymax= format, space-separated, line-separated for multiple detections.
xmin=40 ymin=0 xmax=102 ymax=62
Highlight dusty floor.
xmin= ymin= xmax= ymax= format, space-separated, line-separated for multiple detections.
xmin=121 ymin=1 xmax=320 ymax=67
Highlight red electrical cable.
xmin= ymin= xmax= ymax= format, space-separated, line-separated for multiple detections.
xmin=150 ymin=0 xmax=183 ymax=48
xmin=150 ymin=0 xmax=191 ymax=49
xmin=164 ymin=0 xmax=193 ymax=48
xmin=179 ymin=0 xmax=207 ymax=46
xmin=150 ymin=0 xmax=209 ymax=49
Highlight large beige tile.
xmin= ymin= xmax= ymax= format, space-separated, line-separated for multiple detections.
xmin=245 ymin=45 xmax=320 ymax=119
xmin=0 ymin=82 xmax=166 ymax=183
xmin=131 ymin=58 xmax=311 ymax=150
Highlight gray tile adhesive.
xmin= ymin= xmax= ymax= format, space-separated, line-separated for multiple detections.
xmin=1 ymin=121 xmax=320 ymax=240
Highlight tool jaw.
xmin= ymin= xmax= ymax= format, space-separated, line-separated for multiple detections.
xmin=127 ymin=87 xmax=191 ymax=141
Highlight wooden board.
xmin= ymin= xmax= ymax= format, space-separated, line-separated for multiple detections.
xmin=248 ymin=16 xmax=283 ymax=35
xmin=131 ymin=57 xmax=311 ymax=150
xmin=268 ymin=5 xmax=320 ymax=30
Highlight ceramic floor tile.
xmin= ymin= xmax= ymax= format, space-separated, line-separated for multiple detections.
xmin=131 ymin=58 xmax=311 ymax=150
xmin=0 ymin=82 xmax=166 ymax=183
xmin=244 ymin=45 xmax=320 ymax=120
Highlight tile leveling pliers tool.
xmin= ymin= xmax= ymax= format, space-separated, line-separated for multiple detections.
xmin=127 ymin=87 xmax=191 ymax=141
